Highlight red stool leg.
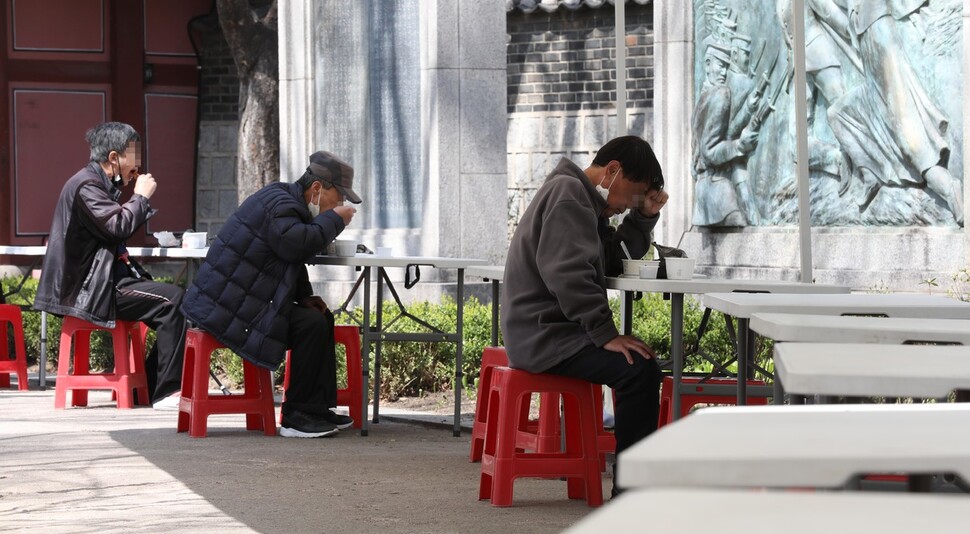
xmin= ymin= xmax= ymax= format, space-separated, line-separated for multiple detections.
xmin=179 ymin=329 xmax=277 ymax=438
xmin=176 ymin=336 xmax=197 ymax=433
xmin=0 ymin=305 xmax=29 ymax=390
xmin=470 ymin=346 xmax=508 ymax=462
xmin=111 ymin=323 xmax=135 ymax=409
xmin=60 ymin=326 xmax=93 ymax=408
xmin=0 ymin=325 xmax=9 ymax=388
xmin=335 ymin=325 xmax=362 ymax=429
xmin=256 ymin=363 xmax=277 ymax=436
xmin=244 ymin=360 xmax=265 ymax=432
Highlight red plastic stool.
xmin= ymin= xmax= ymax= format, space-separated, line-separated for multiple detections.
xmin=177 ymin=328 xmax=276 ymax=438
xmin=470 ymin=346 xmax=511 ymax=461
xmin=469 ymin=348 xmax=570 ymax=463
xmin=657 ymin=376 xmax=769 ymax=428
xmin=280 ymin=324 xmax=363 ymax=429
xmin=529 ymin=384 xmax=616 ymax=470
xmin=54 ymin=316 xmax=148 ymax=408
xmin=0 ymin=304 xmax=28 ymax=390
xmin=479 ymin=366 xmax=603 ymax=507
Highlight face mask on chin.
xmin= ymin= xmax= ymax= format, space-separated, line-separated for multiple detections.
xmin=110 ymin=158 xmax=123 ymax=187
xmin=307 ymin=189 xmax=321 ymax=217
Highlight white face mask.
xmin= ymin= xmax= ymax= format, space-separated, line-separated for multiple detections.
xmin=596 ymin=168 xmax=619 ymax=202
xmin=307 ymin=189 xmax=321 ymax=217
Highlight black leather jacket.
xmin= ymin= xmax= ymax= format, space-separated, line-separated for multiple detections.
xmin=34 ymin=163 xmax=153 ymax=327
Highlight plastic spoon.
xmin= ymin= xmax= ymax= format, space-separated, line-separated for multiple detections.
xmin=620 ymin=240 xmax=633 ymax=260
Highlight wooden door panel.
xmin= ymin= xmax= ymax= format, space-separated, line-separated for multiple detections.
xmin=11 ymin=86 xmax=107 ymax=236
xmin=143 ymin=0 xmax=210 ymax=59
xmin=143 ymin=92 xmax=197 ymax=234
xmin=9 ymin=0 xmax=106 ymax=57
xmin=2 ymin=0 xmax=203 ymax=245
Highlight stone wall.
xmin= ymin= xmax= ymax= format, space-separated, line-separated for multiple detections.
xmin=506 ymin=4 xmax=655 ymax=238
xmin=195 ymin=23 xmax=241 ymax=237
xmin=507 ymin=6 xmax=653 ymax=113
xmin=195 ymin=122 xmax=240 ymax=237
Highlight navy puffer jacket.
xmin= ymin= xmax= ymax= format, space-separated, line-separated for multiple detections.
xmin=181 ymin=181 xmax=345 ymax=369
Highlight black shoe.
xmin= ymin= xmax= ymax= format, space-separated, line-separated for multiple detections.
xmin=321 ymin=410 xmax=354 ymax=430
xmin=280 ymin=410 xmax=339 ymax=438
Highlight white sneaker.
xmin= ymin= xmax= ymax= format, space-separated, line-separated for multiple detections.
xmin=152 ymin=393 xmax=181 ymax=411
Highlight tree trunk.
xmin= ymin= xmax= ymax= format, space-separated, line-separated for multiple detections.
xmin=217 ymin=0 xmax=279 ymax=204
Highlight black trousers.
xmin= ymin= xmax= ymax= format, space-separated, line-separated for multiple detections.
xmin=114 ymin=277 xmax=188 ymax=403
xmin=545 ymin=344 xmax=662 ymax=489
xmin=280 ymin=306 xmax=337 ymax=417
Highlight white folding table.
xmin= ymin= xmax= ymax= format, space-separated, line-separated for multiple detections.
xmin=774 ymin=343 xmax=970 ymax=398
xmin=751 ymin=312 xmax=970 ymax=345
xmin=618 ymin=403 xmax=970 ymax=491
xmin=565 ymin=488 xmax=970 ymax=533
xmin=311 ymin=253 xmax=486 ymax=436
xmin=701 ymin=293 xmax=970 ymax=405
xmin=0 ymin=245 xmax=209 ymax=388
xmin=606 ymin=278 xmax=849 ymax=420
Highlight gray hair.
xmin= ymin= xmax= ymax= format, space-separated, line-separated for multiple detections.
xmin=85 ymin=122 xmax=140 ymax=163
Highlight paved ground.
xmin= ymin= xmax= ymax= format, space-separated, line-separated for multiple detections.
xmin=0 ymin=383 xmax=609 ymax=533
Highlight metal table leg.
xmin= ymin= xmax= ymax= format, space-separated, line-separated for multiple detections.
xmin=373 ymin=267 xmax=384 ymax=424
xmin=489 ymin=279 xmax=499 ymax=347
xmin=670 ymin=293 xmax=685 ymax=421
xmin=737 ymin=317 xmax=750 ymax=405
xmin=360 ymin=267 xmax=372 ymax=436
xmin=39 ymin=311 xmax=48 ymax=389
xmin=454 ymin=269 xmax=465 ymax=437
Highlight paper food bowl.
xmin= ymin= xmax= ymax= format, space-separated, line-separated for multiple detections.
xmin=334 ymin=240 xmax=357 ymax=257
xmin=664 ymin=257 xmax=696 ymax=280
xmin=181 ymin=232 xmax=207 ymax=249
xmin=622 ymin=259 xmax=659 ymax=277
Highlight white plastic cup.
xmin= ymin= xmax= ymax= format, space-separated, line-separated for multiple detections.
xmin=639 ymin=264 xmax=659 ymax=279
xmin=622 ymin=259 xmax=659 ymax=277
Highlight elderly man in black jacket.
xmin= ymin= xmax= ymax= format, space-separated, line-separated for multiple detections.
xmin=35 ymin=122 xmax=188 ymax=408
xmin=181 ymin=151 xmax=359 ymax=438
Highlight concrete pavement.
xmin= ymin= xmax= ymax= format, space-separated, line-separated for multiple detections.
xmin=0 ymin=383 xmax=607 ymax=533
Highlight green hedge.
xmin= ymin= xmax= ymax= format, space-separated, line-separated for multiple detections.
xmin=3 ymin=275 xmax=769 ymax=398
xmin=2 ymin=277 xmax=159 ymax=372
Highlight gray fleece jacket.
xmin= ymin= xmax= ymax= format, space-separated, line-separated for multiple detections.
xmin=501 ymin=157 xmax=659 ymax=373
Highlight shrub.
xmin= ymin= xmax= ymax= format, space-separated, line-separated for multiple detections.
xmin=2 ymin=276 xmax=163 ymax=372
xmin=2 ymin=275 xmax=772 ymax=399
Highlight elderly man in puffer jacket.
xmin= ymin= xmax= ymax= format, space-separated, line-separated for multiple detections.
xmin=181 ymin=151 xmax=360 ymax=438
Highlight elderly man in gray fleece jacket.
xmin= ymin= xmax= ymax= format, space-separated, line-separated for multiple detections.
xmin=501 ymin=135 xmax=668 ymax=498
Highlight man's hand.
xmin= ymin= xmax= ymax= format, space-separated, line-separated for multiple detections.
xmin=738 ymin=126 xmax=759 ymax=154
xmin=333 ymin=205 xmax=356 ymax=225
xmin=639 ymin=188 xmax=669 ymax=217
xmin=300 ymin=296 xmax=328 ymax=314
xmin=133 ymin=174 xmax=156 ymax=199
xmin=603 ymin=335 xmax=655 ymax=364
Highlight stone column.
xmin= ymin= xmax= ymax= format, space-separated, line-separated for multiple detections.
xmin=420 ymin=0 xmax=508 ymax=266
xmin=278 ymin=0 xmax=314 ymax=182
xmin=964 ymin=0 xmax=970 ymax=262
xmin=652 ymin=2 xmax=694 ymax=247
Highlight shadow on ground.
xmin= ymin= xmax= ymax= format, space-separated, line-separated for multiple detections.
xmin=0 ymin=389 xmax=606 ymax=533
